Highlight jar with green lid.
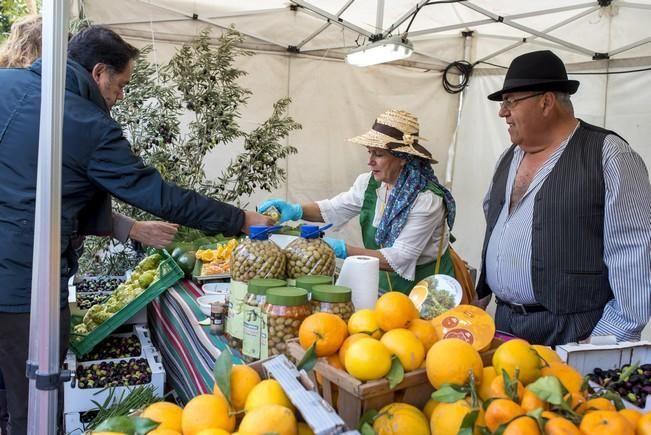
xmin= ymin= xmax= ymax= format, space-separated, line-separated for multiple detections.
xmin=310 ymin=284 xmax=354 ymax=321
xmin=242 ymin=278 xmax=286 ymax=361
xmin=295 ymin=275 xmax=332 ymax=293
xmin=262 ymin=287 xmax=311 ymax=358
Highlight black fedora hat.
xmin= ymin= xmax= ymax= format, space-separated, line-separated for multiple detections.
xmin=487 ymin=50 xmax=580 ymax=101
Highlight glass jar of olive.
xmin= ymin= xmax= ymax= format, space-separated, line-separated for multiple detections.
xmin=242 ymin=278 xmax=286 ymax=361
xmin=310 ymin=284 xmax=354 ymax=321
xmin=262 ymin=287 xmax=311 ymax=358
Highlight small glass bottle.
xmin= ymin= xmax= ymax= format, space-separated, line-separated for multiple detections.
xmin=210 ymin=301 xmax=225 ymax=335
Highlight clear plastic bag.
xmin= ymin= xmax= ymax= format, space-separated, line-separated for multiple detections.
xmin=230 ymin=238 xmax=286 ymax=281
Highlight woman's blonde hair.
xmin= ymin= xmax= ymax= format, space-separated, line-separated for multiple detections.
xmin=0 ymin=15 xmax=42 ymax=68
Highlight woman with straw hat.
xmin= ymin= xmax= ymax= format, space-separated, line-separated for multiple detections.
xmin=259 ymin=109 xmax=456 ymax=294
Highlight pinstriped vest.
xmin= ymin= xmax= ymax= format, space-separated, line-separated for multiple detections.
xmin=477 ymin=120 xmax=618 ymax=314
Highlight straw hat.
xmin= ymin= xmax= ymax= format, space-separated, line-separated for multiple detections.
xmin=349 ymin=109 xmax=437 ymax=163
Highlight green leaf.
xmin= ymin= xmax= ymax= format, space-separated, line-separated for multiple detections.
xmin=94 ymin=416 xmax=159 ymax=434
xmin=386 ymin=356 xmax=405 ymax=389
xmin=479 ymin=427 xmax=492 ymax=435
xmin=296 ymin=342 xmax=317 ymax=372
xmin=431 ymin=384 xmax=468 ymax=403
xmin=458 ymin=409 xmax=479 ymax=435
xmin=213 ymin=348 xmax=233 ymax=404
xmin=598 ymin=390 xmax=627 ymax=411
xmin=360 ymin=422 xmax=377 ymax=435
xmin=358 ymin=409 xmax=379 ymax=430
xmin=527 ymin=376 xmax=565 ymax=405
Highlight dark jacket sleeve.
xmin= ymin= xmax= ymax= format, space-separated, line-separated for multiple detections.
xmin=86 ymin=120 xmax=244 ymax=236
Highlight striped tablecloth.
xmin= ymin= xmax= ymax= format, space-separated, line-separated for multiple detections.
xmin=147 ymin=279 xmax=243 ymax=404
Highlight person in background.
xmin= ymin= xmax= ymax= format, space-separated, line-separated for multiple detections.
xmin=476 ymin=50 xmax=651 ymax=346
xmin=0 ymin=25 xmax=274 ymax=434
xmin=0 ymin=14 xmax=179 ymax=249
xmin=260 ymin=109 xmax=456 ymax=294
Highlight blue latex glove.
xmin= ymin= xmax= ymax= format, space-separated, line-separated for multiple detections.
xmin=324 ymin=237 xmax=347 ymax=259
xmin=258 ymin=198 xmax=303 ymax=223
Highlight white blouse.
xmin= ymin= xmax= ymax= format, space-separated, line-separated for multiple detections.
xmin=317 ymin=172 xmax=449 ymax=280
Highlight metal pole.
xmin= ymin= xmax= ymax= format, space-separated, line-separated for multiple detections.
xmin=27 ymin=0 xmax=68 ymax=432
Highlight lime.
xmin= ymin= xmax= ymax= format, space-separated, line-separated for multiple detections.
xmin=176 ymin=251 xmax=196 ymax=277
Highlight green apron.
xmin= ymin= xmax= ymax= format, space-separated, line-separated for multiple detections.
xmin=360 ymin=177 xmax=454 ymax=294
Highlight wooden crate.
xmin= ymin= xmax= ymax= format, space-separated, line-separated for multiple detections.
xmin=287 ymin=338 xmax=502 ymax=429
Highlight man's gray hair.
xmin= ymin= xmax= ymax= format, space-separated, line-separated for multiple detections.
xmin=555 ymin=91 xmax=574 ymax=113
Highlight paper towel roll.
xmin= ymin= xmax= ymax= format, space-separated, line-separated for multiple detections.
xmin=336 ymin=255 xmax=379 ymax=310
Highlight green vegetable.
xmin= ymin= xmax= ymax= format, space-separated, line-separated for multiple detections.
xmin=136 ymin=254 xmax=162 ymax=272
xmin=176 ymin=252 xmax=196 ymax=277
xmin=138 ymin=270 xmax=157 ymax=289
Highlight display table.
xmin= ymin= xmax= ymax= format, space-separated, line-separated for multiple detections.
xmin=148 ymin=279 xmax=242 ymax=404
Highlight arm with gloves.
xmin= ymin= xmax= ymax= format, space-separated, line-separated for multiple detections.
xmin=258 ymin=199 xmax=323 ymax=223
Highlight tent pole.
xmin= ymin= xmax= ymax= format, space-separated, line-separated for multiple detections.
xmin=26 ymin=0 xmax=68 ymax=432
xmin=376 ymin=0 xmax=384 ymax=33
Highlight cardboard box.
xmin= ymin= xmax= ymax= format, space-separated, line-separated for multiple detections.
xmin=556 ymin=340 xmax=651 ymax=412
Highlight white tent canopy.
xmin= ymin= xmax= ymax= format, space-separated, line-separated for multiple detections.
xmin=70 ymin=0 xmax=651 ymax=287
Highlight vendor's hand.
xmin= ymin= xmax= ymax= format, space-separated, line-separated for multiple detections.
xmin=129 ymin=221 xmax=179 ymax=248
xmin=324 ymin=237 xmax=347 ymax=259
xmin=241 ymin=210 xmax=276 ymax=234
xmin=258 ymin=199 xmax=303 ymax=223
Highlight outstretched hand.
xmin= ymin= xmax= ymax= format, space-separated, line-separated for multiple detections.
xmin=258 ymin=198 xmax=303 ymax=223
xmin=129 ymin=221 xmax=179 ymax=248
xmin=323 ymin=237 xmax=347 ymax=259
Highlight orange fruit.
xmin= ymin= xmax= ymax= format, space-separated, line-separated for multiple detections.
xmin=431 ymin=305 xmax=496 ymax=352
xmin=141 ymin=401 xmax=183 ymax=431
xmin=422 ymin=398 xmax=439 ymax=421
xmin=638 ymin=413 xmax=651 ymax=435
xmin=618 ymin=409 xmax=642 ymax=429
xmin=542 ymin=411 xmax=560 ymax=420
xmin=408 ymin=283 xmax=429 ymax=307
xmin=540 ymin=362 xmax=584 ymax=393
xmin=579 ymin=410 xmax=634 ymax=435
xmin=181 ymin=394 xmax=235 ymax=435
xmin=338 ymin=333 xmax=369 ymax=366
xmin=213 ymin=364 xmax=262 ymax=412
xmin=430 ymin=400 xmax=472 ymax=435
xmin=426 ymin=338 xmax=483 ymax=389
xmin=373 ymin=402 xmax=430 ymax=435
xmin=344 ymin=337 xmax=392 ymax=381
xmin=374 ymin=292 xmax=419 ymax=331
xmin=520 ymin=388 xmax=548 ymax=412
xmin=577 ymin=397 xmax=616 ymax=414
xmin=148 ymin=430 xmax=183 ymax=435
xmin=478 ymin=366 xmax=498 ymax=401
xmin=299 ymin=312 xmax=348 ymax=357
xmin=489 ymin=373 xmax=525 ymax=401
xmin=485 ymin=399 xmax=525 ymax=432
xmin=544 ymin=416 xmax=581 ymax=435
xmin=195 ymin=430 xmax=230 ymax=435
xmin=564 ymin=392 xmax=587 ymax=412
xmin=347 ymin=309 xmax=382 ymax=338
xmin=492 ymin=339 xmax=542 ymax=385
xmin=532 ymin=345 xmax=562 ymax=365
xmin=504 ymin=416 xmax=541 ymax=435
xmin=380 ymin=328 xmax=425 ymax=371
xmin=297 ymin=422 xmax=314 ymax=435
xmin=408 ymin=318 xmax=438 ymax=351
xmin=238 ymin=404 xmax=297 ymax=435
xmin=244 ymin=379 xmax=294 ymax=412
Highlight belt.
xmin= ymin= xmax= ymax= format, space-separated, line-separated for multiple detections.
xmin=496 ymin=297 xmax=547 ymax=315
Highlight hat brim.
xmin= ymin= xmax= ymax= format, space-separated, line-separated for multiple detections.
xmin=487 ymin=79 xmax=580 ymax=101
xmin=349 ymin=131 xmax=438 ymax=163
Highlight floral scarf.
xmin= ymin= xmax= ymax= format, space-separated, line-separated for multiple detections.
xmin=375 ymin=153 xmax=456 ymax=247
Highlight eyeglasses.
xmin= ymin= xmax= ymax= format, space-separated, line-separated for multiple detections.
xmin=499 ymin=92 xmax=546 ymax=110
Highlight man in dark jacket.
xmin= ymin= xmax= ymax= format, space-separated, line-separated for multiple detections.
xmin=0 ymin=26 xmax=273 ymax=433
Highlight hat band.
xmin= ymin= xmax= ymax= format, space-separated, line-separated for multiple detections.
xmin=371 ymin=121 xmax=432 ymax=159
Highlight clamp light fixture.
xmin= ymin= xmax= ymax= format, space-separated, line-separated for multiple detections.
xmin=345 ymin=36 xmax=414 ymax=67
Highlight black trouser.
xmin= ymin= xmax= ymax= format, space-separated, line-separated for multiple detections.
xmin=494 ymin=303 xmax=602 ymax=346
xmin=0 ymin=307 xmax=70 ymax=435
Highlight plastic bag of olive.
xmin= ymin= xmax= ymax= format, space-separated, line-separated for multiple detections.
xmin=284 ymin=225 xmax=335 ymax=279
xmin=230 ymin=235 xmax=287 ymax=281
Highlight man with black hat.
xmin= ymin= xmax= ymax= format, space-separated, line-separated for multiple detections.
xmin=476 ymin=50 xmax=651 ymax=346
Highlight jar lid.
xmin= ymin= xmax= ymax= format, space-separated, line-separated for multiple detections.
xmin=300 ymin=225 xmax=320 ymax=239
xmin=295 ymin=275 xmax=332 ymax=292
xmin=266 ymin=287 xmax=309 ymax=306
xmin=311 ymin=285 xmax=352 ymax=303
xmin=248 ymin=278 xmax=287 ymax=295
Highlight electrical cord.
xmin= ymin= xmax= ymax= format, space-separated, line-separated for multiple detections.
xmin=442 ymin=60 xmax=473 ymax=94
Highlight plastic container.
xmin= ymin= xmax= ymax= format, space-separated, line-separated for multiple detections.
xmin=227 ymin=226 xmax=286 ymax=350
xmin=310 ymin=285 xmax=354 ymax=321
xmin=242 ymin=278 xmax=287 ymax=361
xmin=295 ymin=275 xmax=333 ymax=293
xmin=285 ymin=225 xmax=335 ymax=282
xmin=69 ymin=250 xmax=183 ymax=357
xmin=263 ymin=287 xmax=311 ymax=358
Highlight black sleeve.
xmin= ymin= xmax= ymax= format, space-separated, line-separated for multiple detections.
xmin=86 ymin=121 xmax=244 ymax=236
